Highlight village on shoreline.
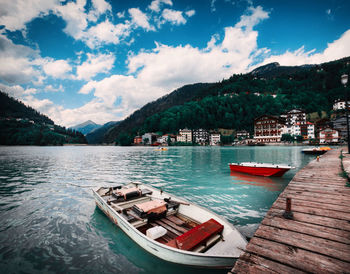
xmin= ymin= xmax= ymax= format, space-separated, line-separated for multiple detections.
xmin=132 ymin=102 xmax=349 ymax=147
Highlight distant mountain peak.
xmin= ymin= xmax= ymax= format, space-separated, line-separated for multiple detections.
xmin=250 ymin=62 xmax=280 ymax=75
xmin=70 ymin=120 xmax=101 ymax=135
xmin=73 ymin=120 xmax=98 ymax=128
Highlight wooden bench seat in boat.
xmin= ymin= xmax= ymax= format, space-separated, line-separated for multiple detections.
xmin=166 ymin=218 xmax=223 ymax=251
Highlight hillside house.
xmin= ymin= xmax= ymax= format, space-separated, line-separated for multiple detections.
xmin=333 ymin=99 xmax=350 ymax=111
xmin=280 ymin=109 xmax=306 ymax=126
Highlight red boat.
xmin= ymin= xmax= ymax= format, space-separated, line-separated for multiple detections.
xmin=229 ymin=162 xmax=293 ymax=177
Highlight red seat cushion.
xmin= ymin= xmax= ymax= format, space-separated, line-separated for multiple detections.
xmin=175 ymin=218 xmax=223 ymax=251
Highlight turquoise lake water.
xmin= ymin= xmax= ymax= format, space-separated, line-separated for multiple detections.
xmin=0 ymin=146 xmax=315 ymax=273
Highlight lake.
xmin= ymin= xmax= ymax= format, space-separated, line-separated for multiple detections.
xmin=0 ymin=146 xmax=315 ymax=273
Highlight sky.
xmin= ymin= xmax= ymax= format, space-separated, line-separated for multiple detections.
xmin=0 ymin=0 xmax=350 ymax=127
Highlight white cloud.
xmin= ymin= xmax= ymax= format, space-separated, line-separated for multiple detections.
xmin=149 ymin=0 xmax=173 ymax=13
xmin=185 ymin=10 xmax=195 ymax=17
xmin=0 ymin=83 xmax=37 ymax=98
xmin=45 ymin=84 xmax=63 ymax=92
xmin=0 ymin=0 xmax=59 ymax=31
xmin=70 ymin=5 xmax=271 ymax=126
xmin=117 ymin=11 xmax=125 ymax=18
xmin=42 ymin=59 xmax=72 ymax=79
xmin=76 ymin=53 xmax=115 ymax=81
xmin=235 ymin=6 xmax=269 ymax=31
xmin=129 ymin=8 xmax=155 ymax=31
xmin=83 ymin=19 xmax=131 ymax=48
xmin=54 ymin=0 xmax=88 ymax=40
xmin=0 ymin=34 xmax=42 ymax=84
xmin=253 ymin=29 xmax=350 ymax=68
xmin=161 ymin=9 xmax=186 ymax=25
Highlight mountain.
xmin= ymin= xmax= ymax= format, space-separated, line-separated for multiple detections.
xmin=104 ymin=83 xmax=214 ymax=143
xmin=104 ymin=56 xmax=350 ymax=144
xmin=0 ymin=91 xmax=87 ymax=145
xmin=86 ymin=121 xmax=120 ymax=144
xmin=70 ymin=120 xmax=101 ymax=135
xmin=0 ymin=91 xmax=54 ymax=125
xmin=250 ymin=62 xmax=315 ymax=79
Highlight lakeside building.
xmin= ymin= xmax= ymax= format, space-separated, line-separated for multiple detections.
xmin=290 ymin=122 xmax=315 ymax=140
xmin=209 ymin=132 xmax=221 ymax=146
xmin=177 ymin=128 xmax=192 ymax=143
xmin=280 ymin=109 xmax=306 ymax=126
xmin=157 ymin=134 xmax=176 ymax=144
xmin=333 ymin=99 xmax=350 ymax=111
xmin=133 ymin=136 xmax=142 ymax=144
xmin=236 ymin=130 xmax=250 ymax=139
xmin=331 ymin=115 xmax=350 ymax=141
xmin=142 ymin=133 xmax=157 ymax=145
xmin=193 ymin=129 xmax=209 ymax=145
xmin=319 ymin=128 xmax=340 ymax=144
xmin=254 ymin=115 xmax=286 ymax=143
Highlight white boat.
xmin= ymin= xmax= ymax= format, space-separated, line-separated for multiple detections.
xmin=92 ymin=182 xmax=247 ymax=268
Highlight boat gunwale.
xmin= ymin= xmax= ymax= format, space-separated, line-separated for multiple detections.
xmin=229 ymin=162 xmax=293 ymax=169
xmin=92 ymin=183 xmax=246 ymax=259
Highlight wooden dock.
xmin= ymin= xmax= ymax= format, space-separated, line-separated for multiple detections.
xmin=232 ymin=148 xmax=350 ymax=273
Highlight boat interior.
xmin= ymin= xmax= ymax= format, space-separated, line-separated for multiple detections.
xmin=96 ymin=185 xmax=225 ymax=254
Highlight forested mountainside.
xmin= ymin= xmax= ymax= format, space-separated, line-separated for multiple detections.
xmin=104 ymin=83 xmax=214 ymax=143
xmin=0 ymin=91 xmax=87 ymax=145
xmin=105 ymin=56 xmax=350 ymax=144
xmin=0 ymin=91 xmax=54 ymax=125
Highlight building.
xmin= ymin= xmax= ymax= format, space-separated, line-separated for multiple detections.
xmin=333 ymin=99 xmax=350 ymax=111
xmin=254 ymin=115 xmax=286 ymax=143
xmin=319 ymin=128 xmax=339 ymax=144
xmin=133 ymin=136 xmax=142 ymax=144
xmin=142 ymin=133 xmax=157 ymax=145
xmin=236 ymin=130 xmax=250 ymax=139
xmin=193 ymin=129 xmax=209 ymax=145
xmin=209 ymin=132 xmax=221 ymax=146
xmin=281 ymin=109 xmax=306 ymax=126
xmin=332 ymin=115 xmax=350 ymax=141
xmin=178 ymin=128 xmax=192 ymax=143
xmin=292 ymin=122 xmax=315 ymax=140
xmin=157 ymin=134 xmax=176 ymax=144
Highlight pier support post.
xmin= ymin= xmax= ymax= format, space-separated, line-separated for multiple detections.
xmin=283 ymin=197 xmax=293 ymax=219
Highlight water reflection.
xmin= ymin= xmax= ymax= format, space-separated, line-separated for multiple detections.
xmin=230 ymin=171 xmax=284 ymax=191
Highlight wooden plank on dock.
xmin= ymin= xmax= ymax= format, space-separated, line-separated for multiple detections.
xmin=233 ymin=148 xmax=350 ymax=273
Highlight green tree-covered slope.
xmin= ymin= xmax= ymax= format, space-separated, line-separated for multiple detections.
xmin=0 ymin=91 xmax=87 ymax=145
xmin=107 ymin=57 xmax=350 ymax=144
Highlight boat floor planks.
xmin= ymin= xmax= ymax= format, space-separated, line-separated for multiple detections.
xmin=232 ymin=148 xmax=350 ymax=274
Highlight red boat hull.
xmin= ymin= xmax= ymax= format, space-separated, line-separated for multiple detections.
xmin=229 ymin=164 xmax=290 ymax=177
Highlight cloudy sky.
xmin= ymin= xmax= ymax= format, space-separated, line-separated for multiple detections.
xmin=0 ymin=0 xmax=350 ymax=127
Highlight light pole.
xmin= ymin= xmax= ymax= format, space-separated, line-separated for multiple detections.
xmin=341 ymin=74 xmax=349 ymax=153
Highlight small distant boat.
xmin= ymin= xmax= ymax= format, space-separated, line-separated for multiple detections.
xmin=154 ymin=147 xmax=168 ymax=151
xmin=92 ymin=183 xmax=247 ymax=268
xmin=301 ymin=147 xmax=331 ymax=155
xmin=229 ymin=162 xmax=294 ymax=177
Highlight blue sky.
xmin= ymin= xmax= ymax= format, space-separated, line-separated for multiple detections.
xmin=0 ymin=0 xmax=350 ymax=127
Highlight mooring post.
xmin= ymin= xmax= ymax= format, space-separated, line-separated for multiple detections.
xmin=283 ymin=197 xmax=293 ymax=219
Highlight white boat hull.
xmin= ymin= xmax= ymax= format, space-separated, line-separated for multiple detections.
xmin=92 ymin=184 xmax=246 ymax=268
